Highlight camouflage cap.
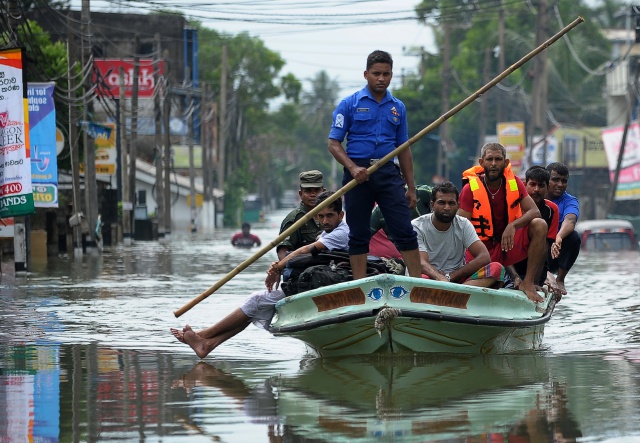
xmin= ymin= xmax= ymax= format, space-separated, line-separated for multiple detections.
xmin=299 ymin=170 xmax=324 ymax=188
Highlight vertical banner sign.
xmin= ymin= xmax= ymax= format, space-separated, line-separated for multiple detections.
xmin=94 ymin=122 xmax=116 ymax=176
xmin=497 ymin=122 xmax=526 ymax=176
xmin=0 ymin=48 xmax=34 ymax=218
xmin=601 ymin=123 xmax=640 ymax=201
xmin=28 ymin=82 xmax=59 ymax=208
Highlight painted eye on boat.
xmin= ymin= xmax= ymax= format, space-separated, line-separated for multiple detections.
xmin=367 ymin=287 xmax=383 ymax=301
xmin=389 ymin=286 xmax=408 ymax=299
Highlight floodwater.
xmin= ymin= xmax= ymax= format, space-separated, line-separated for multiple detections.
xmin=1 ymin=209 xmax=639 ymax=442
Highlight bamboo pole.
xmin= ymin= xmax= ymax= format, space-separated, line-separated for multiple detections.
xmin=174 ymin=16 xmax=585 ymax=318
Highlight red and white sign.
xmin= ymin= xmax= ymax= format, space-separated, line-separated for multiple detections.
xmin=93 ymin=59 xmax=164 ymax=98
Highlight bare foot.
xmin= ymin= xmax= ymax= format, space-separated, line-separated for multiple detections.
xmin=183 ymin=325 xmax=216 ymax=359
xmin=555 ymin=279 xmax=567 ymax=295
xmin=170 ymin=327 xmax=186 ymax=343
xmin=520 ymin=280 xmax=544 ymax=303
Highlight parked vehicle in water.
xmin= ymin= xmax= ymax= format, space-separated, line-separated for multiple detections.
xmin=575 ymin=219 xmax=638 ymax=251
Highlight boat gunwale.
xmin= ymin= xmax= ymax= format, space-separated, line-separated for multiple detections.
xmin=269 ymin=297 xmax=557 ymax=334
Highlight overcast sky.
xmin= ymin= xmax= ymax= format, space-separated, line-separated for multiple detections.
xmin=76 ymin=0 xmax=604 ymax=104
xmin=76 ymin=0 xmax=435 ymax=100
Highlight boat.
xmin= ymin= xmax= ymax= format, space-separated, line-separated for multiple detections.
xmin=269 ymin=274 xmax=556 ymax=357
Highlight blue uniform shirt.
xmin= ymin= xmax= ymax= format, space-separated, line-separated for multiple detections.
xmin=328 ymin=86 xmax=408 ymax=159
xmin=551 ymin=191 xmax=580 ymax=223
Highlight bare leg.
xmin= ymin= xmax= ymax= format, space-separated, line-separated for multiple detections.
xmin=350 ymin=253 xmax=368 ymax=280
xmin=183 ymin=322 xmax=250 ymax=359
xmin=400 ymin=248 xmax=422 ymax=278
xmin=170 ymin=307 xmax=251 ymax=352
xmin=555 ymin=268 xmax=568 ymax=294
xmin=463 ymin=277 xmax=496 ymax=288
xmin=521 ymin=219 xmax=546 ymax=303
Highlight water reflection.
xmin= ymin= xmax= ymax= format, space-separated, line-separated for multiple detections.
xmin=1 ymin=214 xmax=639 ymax=441
xmin=1 ymin=341 xmax=640 ymax=442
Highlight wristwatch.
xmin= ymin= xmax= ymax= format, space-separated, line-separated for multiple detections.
xmin=445 ymin=273 xmax=451 ymax=281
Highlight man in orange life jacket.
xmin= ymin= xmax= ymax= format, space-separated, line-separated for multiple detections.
xmin=458 ymin=142 xmax=547 ymax=303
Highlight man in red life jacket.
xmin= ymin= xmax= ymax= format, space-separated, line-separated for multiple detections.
xmin=458 ymin=143 xmax=547 ymax=303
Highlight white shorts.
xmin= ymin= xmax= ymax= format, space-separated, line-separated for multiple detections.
xmin=240 ymin=289 xmax=286 ymax=329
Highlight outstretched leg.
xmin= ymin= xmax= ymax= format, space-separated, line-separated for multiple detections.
xmin=183 ymin=321 xmax=250 ymax=359
xmin=171 ymin=308 xmax=251 ymax=358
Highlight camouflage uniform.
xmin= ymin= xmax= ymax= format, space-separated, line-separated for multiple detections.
xmin=277 ymin=170 xmax=324 ymax=255
xmin=277 ymin=203 xmax=321 ymax=254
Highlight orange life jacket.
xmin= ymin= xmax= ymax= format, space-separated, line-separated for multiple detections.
xmin=461 ymin=164 xmax=522 ymax=241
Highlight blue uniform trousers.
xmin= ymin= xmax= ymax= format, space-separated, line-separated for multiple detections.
xmin=342 ymin=159 xmax=418 ymax=255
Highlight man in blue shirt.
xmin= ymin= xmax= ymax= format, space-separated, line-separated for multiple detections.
xmin=545 ymin=162 xmax=581 ymax=294
xmin=328 ymin=50 xmax=421 ymax=280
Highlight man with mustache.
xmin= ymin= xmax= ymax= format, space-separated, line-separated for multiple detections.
xmin=171 ymin=191 xmax=348 ymax=359
xmin=412 ymin=182 xmax=505 ymax=287
xmin=458 ymin=143 xmax=547 ymax=303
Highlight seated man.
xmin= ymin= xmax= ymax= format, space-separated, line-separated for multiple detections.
xmin=265 ymin=191 xmax=349 ymax=291
xmin=545 ymin=162 xmax=581 ymax=294
xmin=370 ymin=184 xmax=432 ymax=259
xmin=510 ymin=166 xmax=565 ymax=298
xmin=170 ymin=191 xmax=348 ymax=359
xmin=458 ymin=143 xmax=547 ymax=303
xmin=412 ymin=181 xmax=505 ymax=288
xmin=230 ymin=222 xmax=261 ymax=248
xmin=276 ymin=170 xmax=325 ymax=260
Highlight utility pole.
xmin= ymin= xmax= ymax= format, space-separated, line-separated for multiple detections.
xmin=187 ymin=67 xmax=197 ymax=233
xmin=497 ymin=0 xmax=505 ymax=123
xmin=477 ymin=48 xmax=491 ymax=159
xmin=528 ymin=0 xmax=548 ymax=167
xmin=438 ymin=21 xmax=451 ymax=180
xmin=162 ymin=49 xmax=172 ymax=239
xmin=211 ymin=100 xmax=219 ymax=228
xmin=217 ymin=45 xmax=227 ymax=195
xmin=607 ymin=61 xmax=640 ymax=216
xmin=119 ymin=67 xmax=131 ymax=245
xmin=68 ymin=15 xmax=83 ymax=257
xmin=154 ymin=34 xmax=165 ymax=240
xmin=216 ymin=46 xmax=227 ymax=227
xmin=129 ymin=35 xmax=140 ymax=240
xmin=81 ymin=0 xmax=98 ymax=250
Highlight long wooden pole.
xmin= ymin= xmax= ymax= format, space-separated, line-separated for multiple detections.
xmin=174 ymin=16 xmax=585 ymax=318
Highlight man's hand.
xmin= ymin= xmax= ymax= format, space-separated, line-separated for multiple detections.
xmin=265 ymin=261 xmax=281 ymax=291
xmin=349 ymin=165 xmax=369 ymax=183
xmin=551 ymin=235 xmax=563 ymax=259
xmin=501 ymin=223 xmax=517 ymax=252
xmin=405 ymin=187 xmax=417 ymax=210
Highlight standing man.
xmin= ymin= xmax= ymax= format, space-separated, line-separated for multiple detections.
xmin=231 ymin=222 xmax=261 ymax=248
xmin=458 ymin=143 xmax=547 ymax=303
xmin=412 ymin=182 xmax=505 ymax=288
xmin=328 ymin=50 xmax=421 ymax=280
xmin=276 ymin=170 xmax=325 ymax=260
xmin=545 ymin=162 xmax=581 ymax=294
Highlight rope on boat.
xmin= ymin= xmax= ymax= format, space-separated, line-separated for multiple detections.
xmin=374 ymin=307 xmax=401 ymax=336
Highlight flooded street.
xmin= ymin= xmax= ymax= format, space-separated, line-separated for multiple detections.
xmin=1 ymin=209 xmax=640 ymax=442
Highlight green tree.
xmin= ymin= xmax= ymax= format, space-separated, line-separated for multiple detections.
xmin=194 ymin=22 xmax=292 ymax=225
xmin=400 ymin=0 xmax=613 ymax=183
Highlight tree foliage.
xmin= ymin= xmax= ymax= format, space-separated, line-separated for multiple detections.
xmin=405 ymin=0 xmax=615 ymax=182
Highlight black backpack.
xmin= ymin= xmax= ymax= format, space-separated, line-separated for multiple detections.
xmin=295 ymin=263 xmax=353 ymax=293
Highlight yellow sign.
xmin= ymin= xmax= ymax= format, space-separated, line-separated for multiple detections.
xmin=95 ymin=122 xmax=116 ymax=175
xmin=186 ymin=194 xmax=203 ymax=208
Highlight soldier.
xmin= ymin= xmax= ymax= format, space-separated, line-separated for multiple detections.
xmin=276 ymin=170 xmax=325 ymax=260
